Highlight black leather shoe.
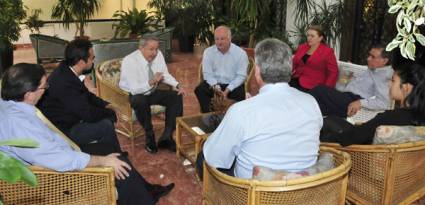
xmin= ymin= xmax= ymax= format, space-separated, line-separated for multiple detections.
xmin=158 ymin=139 xmax=176 ymax=152
xmin=149 ymin=183 xmax=175 ymax=202
xmin=145 ymin=134 xmax=158 ymax=154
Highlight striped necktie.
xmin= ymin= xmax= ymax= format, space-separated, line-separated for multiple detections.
xmin=35 ymin=108 xmax=81 ymax=152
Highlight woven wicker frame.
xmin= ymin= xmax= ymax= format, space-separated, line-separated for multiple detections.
xmin=203 ymin=147 xmax=351 ymax=205
xmin=322 ymin=140 xmax=425 ymax=205
xmin=0 ymin=166 xmax=116 ymax=205
xmin=96 ymin=58 xmax=169 ymax=153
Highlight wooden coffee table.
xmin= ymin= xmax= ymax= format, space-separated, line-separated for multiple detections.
xmin=175 ymin=112 xmax=220 ymax=165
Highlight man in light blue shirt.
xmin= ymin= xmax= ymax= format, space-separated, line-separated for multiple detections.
xmin=0 ymin=63 xmax=173 ymax=205
xmin=195 ymin=25 xmax=249 ymax=113
xmin=202 ymin=39 xmax=322 ymax=179
xmin=310 ymin=45 xmax=393 ymax=118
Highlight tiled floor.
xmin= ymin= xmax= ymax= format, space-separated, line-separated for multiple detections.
xmin=13 ymin=46 xmax=425 ymax=205
xmin=14 ymin=46 xmax=205 ymax=205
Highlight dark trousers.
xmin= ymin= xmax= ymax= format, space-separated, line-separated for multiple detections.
xmin=195 ymin=151 xmax=235 ymax=180
xmin=289 ymin=78 xmax=310 ymax=93
xmin=130 ymin=89 xmax=183 ymax=138
xmin=310 ymin=85 xmax=362 ymax=118
xmin=194 ymin=81 xmax=245 ymax=113
xmin=80 ymin=143 xmax=155 ymax=205
xmin=68 ymin=118 xmax=122 ymax=152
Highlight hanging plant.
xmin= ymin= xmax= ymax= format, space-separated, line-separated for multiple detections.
xmin=386 ymin=0 xmax=425 ymax=60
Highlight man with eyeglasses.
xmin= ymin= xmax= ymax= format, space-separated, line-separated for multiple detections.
xmin=310 ymin=44 xmax=393 ymax=118
xmin=0 ymin=63 xmax=174 ymax=205
xmin=37 ymin=39 xmax=121 ymax=152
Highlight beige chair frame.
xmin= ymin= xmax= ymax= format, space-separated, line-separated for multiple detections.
xmin=322 ymin=140 xmax=425 ymax=205
xmin=203 ymin=146 xmax=351 ymax=205
xmin=0 ymin=166 xmax=116 ymax=205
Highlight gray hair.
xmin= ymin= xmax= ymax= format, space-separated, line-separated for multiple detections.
xmin=139 ymin=35 xmax=159 ymax=48
xmin=254 ymin=38 xmax=293 ymax=83
xmin=215 ymin=25 xmax=232 ymax=39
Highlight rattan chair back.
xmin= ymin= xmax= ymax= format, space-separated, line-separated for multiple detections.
xmin=0 ymin=166 xmax=116 ymax=205
xmin=322 ymin=139 xmax=425 ymax=205
xmin=203 ymin=147 xmax=351 ymax=205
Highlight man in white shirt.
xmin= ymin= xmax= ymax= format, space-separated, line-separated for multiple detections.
xmin=195 ymin=26 xmax=249 ymax=113
xmin=199 ymin=38 xmax=322 ymax=179
xmin=119 ymin=36 xmax=186 ymax=154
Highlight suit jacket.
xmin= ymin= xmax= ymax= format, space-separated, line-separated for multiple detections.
xmin=37 ymin=62 xmax=115 ymax=134
xmin=292 ymin=43 xmax=338 ymax=89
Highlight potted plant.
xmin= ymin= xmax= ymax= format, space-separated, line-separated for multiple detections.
xmin=112 ymin=8 xmax=158 ymax=39
xmin=0 ymin=0 xmax=26 ymax=75
xmin=149 ymin=0 xmax=214 ymax=52
xmin=51 ymin=0 xmax=102 ymax=38
xmin=0 ymin=138 xmax=38 ymax=205
xmin=24 ymin=9 xmax=45 ymax=34
xmin=386 ymin=0 xmax=425 ymax=60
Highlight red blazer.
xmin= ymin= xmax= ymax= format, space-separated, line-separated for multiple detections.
xmin=292 ymin=43 xmax=338 ymax=89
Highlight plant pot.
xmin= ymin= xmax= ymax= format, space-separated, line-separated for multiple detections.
xmin=0 ymin=42 xmax=14 ymax=75
xmin=243 ymin=47 xmax=255 ymax=59
xmin=75 ymin=35 xmax=90 ymax=40
xmin=178 ymin=35 xmax=195 ymax=53
xmin=129 ymin=33 xmax=139 ymax=39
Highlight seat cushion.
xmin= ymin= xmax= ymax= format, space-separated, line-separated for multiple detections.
xmin=373 ymin=125 xmax=425 ymax=144
xmin=99 ymin=59 xmax=122 ymax=86
xmin=252 ymin=153 xmax=335 ymax=180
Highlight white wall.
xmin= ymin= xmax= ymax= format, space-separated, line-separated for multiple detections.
xmin=16 ymin=0 xmax=153 ymax=44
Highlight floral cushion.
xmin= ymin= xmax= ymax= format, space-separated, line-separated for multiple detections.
xmin=98 ymin=58 xmax=166 ymax=117
xmin=373 ymin=125 xmax=425 ymax=144
xmin=252 ymin=153 xmax=335 ymax=181
xmin=99 ymin=59 xmax=122 ymax=86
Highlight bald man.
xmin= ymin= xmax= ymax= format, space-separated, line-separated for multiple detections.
xmin=195 ymin=26 xmax=249 ymax=113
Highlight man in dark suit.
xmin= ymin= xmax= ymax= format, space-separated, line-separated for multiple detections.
xmin=37 ymin=39 xmax=121 ymax=151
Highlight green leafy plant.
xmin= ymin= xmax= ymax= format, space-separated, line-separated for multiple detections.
xmin=231 ymin=0 xmax=271 ymax=47
xmin=386 ymin=0 xmax=425 ymax=60
xmin=0 ymin=0 xmax=26 ymax=50
xmin=24 ymin=9 xmax=44 ymax=34
xmin=112 ymin=8 xmax=158 ymax=38
xmin=290 ymin=0 xmax=344 ymax=48
xmin=51 ymin=0 xmax=102 ymax=37
xmin=0 ymin=138 xmax=39 ymax=205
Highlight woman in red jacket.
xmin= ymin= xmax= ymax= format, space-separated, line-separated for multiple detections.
xmin=290 ymin=25 xmax=338 ymax=92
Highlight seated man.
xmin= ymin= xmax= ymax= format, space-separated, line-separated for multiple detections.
xmin=195 ymin=25 xmax=249 ymax=113
xmin=119 ymin=36 xmax=185 ymax=154
xmin=37 ymin=39 xmax=121 ymax=152
xmin=199 ymin=38 xmax=322 ymax=179
xmin=0 ymin=63 xmax=174 ymax=205
xmin=310 ymin=45 xmax=393 ymax=118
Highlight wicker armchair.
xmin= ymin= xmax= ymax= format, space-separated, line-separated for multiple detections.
xmin=95 ymin=58 xmax=167 ymax=149
xmin=321 ymin=140 xmax=425 ymax=205
xmin=0 ymin=166 xmax=116 ymax=205
xmin=198 ymin=58 xmax=255 ymax=96
xmin=203 ymin=147 xmax=351 ymax=205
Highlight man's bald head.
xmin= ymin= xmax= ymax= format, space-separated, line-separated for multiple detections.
xmin=214 ymin=26 xmax=232 ymax=53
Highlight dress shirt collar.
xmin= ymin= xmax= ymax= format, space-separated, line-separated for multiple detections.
xmin=1 ymin=100 xmax=36 ymax=116
xmin=69 ymin=66 xmax=79 ymax=76
xmin=259 ymin=82 xmax=289 ymax=94
xmin=214 ymin=43 xmax=235 ymax=55
xmin=137 ymin=50 xmax=151 ymax=67
xmin=369 ymin=65 xmax=392 ymax=73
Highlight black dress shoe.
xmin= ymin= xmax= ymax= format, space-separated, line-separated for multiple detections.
xmin=149 ymin=183 xmax=175 ymax=202
xmin=158 ymin=139 xmax=176 ymax=152
xmin=145 ymin=141 xmax=158 ymax=154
